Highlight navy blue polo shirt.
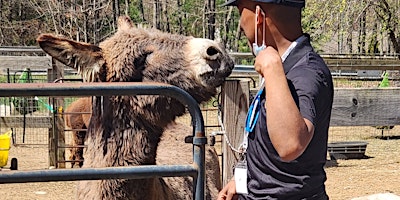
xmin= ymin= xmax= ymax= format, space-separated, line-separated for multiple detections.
xmin=240 ymin=37 xmax=334 ymax=199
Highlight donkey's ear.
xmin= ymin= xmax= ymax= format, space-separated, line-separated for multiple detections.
xmin=37 ymin=34 xmax=105 ymax=82
xmin=117 ymin=16 xmax=134 ymax=30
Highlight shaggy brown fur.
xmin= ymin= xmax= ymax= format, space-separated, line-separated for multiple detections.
xmin=64 ymin=97 xmax=91 ymax=168
xmin=38 ymin=16 xmax=233 ymax=200
xmin=64 ymin=99 xmax=222 ymax=198
xmin=65 ymin=102 xmax=222 ymax=199
xmin=158 ymin=122 xmax=223 ymax=199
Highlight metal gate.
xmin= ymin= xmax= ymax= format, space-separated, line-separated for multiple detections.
xmin=0 ymin=82 xmax=207 ymax=200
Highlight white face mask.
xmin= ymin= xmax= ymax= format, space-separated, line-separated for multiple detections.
xmin=252 ymin=5 xmax=266 ymax=56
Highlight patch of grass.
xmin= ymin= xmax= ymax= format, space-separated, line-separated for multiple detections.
xmin=0 ymin=75 xmax=8 ymax=83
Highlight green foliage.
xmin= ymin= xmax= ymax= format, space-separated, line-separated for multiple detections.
xmin=0 ymin=76 xmax=7 ymax=84
xmin=0 ymin=0 xmax=399 ymax=55
xmin=129 ymin=0 xmax=144 ymax=23
xmin=237 ymin=36 xmax=255 ymax=65
xmin=237 ymin=37 xmax=249 ymax=52
xmin=301 ymin=0 xmax=340 ymax=52
xmin=182 ymin=0 xmax=205 ymax=36
xmin=379 ymin=71 xmax=390 ymax=88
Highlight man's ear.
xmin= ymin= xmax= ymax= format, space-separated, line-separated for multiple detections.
xmin=37 ymin=34 xmax=105 ymax=82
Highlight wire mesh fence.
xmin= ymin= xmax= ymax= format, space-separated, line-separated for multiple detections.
xmin=0 ymin=54 xmax=82 ymax=146
xmin=0 ymin=68 xmax=53 ymax=145
xmin=329 ymin=74 xmax=399 ymax=143
xmin=1 ymin=49 xmax=400 ymax=170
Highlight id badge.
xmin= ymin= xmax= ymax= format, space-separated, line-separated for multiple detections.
xmin=234 ymin=159 xmax=248 ymax=194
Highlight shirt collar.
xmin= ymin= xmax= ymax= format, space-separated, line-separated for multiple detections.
xmin=283 ymin=35 xmax=313 ymax=74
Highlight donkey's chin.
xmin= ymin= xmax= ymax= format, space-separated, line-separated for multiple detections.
xmin=200 ymin=71 xmax=229 ymax=88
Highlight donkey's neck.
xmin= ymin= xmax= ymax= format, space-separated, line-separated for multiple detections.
xmin=85 ymin=96 xmax=185 ymax=167
xmin=80 ymin=96 xmax=185 ymax=200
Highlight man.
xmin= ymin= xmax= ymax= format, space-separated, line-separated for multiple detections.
xmin=217 ymin=0 xmax=333 ymax=199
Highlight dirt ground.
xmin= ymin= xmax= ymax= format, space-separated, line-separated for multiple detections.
xmin=325 ymin=126 xmax=400 ymax=199
xmin=0 ymin=145 xmax=76 ymax=200
xmin=0 ymin=126 xmax=399 ymax=200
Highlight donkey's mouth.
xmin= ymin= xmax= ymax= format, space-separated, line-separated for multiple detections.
xmin=200 ymin=69 xmax=231 ymax=87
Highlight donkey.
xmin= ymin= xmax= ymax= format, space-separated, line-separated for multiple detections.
xmin=38 ymin=16 xmax=233 ymax=199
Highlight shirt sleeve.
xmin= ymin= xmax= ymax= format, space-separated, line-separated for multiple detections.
xmin=286 ymin=55 xmax=328 ymax=125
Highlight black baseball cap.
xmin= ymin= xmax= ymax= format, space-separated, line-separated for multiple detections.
xmin=221 ymin=0 xmax=305 ymax=7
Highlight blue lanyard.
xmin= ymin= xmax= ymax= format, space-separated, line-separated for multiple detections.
xmin=241 ymin=35 xmax=306 ymax=153
xmin=245 ymin=87 xmax=264 ymax=133
xmin=244 ymin=35 xmax=306 ymax=133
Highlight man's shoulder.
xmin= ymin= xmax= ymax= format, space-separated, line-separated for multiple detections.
xmin=292 ymin=47 xmax=330 ymax=72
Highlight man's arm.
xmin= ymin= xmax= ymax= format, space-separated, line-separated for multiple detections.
xmin=254 ymin=46 xmax=314 ymax=162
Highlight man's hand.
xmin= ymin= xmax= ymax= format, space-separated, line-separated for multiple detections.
xmin=254 ymin=46 xmax=283 ymax=78
xmin=217 ymin=179 xmax=238 ymax=200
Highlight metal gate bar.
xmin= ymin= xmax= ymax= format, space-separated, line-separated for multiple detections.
xmin=0 ymin=165 xmax=197 ymax=183
xmin=0 ymin=82 xmax=206 ymax=200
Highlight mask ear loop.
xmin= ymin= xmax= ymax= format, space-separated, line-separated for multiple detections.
xmin=255 ymin=5 xmax=266 ymax=47
xmin=261 ymin=8 xmax=265 ymax=46
xmin=254 ymin=6 xmax=259 ymax=46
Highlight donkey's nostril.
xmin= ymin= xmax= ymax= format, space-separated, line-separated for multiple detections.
xmin=206 ymin=46 xmax=219 ymax=56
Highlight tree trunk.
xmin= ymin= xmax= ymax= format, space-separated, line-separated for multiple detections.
xmin=358 ymin=10 xmax=366 ymax=54
xmin=207 ymin=0 xmax=215 ymax=40
xmin=202 ymin=1 xmax=206 ymax=38
xmin=177 ymin=0 xmax=183 ymax=34
xmin=0 ymin=0 xmax=2 ymax=19
xmin=113 ymin=0 xmax=120 ymax=31
xmin=368 ymin=21 xmax=379 ymax=54
xmin=347 ymin=26 xmax=353 ymax=53
xmin=83 ymin=0 xmax=88 ymax=42
xmin=374 ymin=0 xmax=400 ymax=57
xmin=388 ymin=30 xmax=400 ymax=58
xmin=92 ymin=0 xmax=97 ymax=44
xmin=153 ymin=0 xmax=161 ymax=29
xmin=233 ymin=21 xmax=240 ymax=52
xmin=162 ymin=0 xmax=170 ymax=32
xmin=222 ymin=7 xmax=234 ymax=49
xmin=138 ymin=0 xmax=145 ymax=22
xmin=0 ymin=0 xmax=3 ymax=44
